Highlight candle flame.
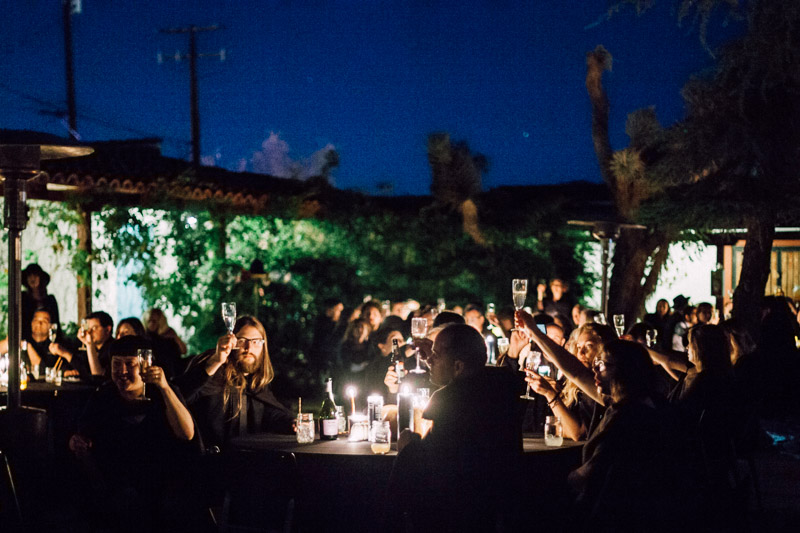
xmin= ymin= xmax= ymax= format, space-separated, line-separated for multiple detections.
xmin=346 ymin=386 xmax=357 ymax=398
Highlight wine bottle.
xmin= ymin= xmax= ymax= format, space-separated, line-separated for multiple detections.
xmin=391 ymin=338 xmax=404 ymax=384
xmin=318 ymin=378 xmax=339 ymax=440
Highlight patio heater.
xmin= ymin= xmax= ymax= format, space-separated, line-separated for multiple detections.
xmin=0 ymin=132 xmax=93 ymax=409
xmin=568 ymin=219 xmax=645 ymax=318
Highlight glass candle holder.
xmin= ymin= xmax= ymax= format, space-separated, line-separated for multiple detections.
xmin=296 ymin=413 xmax=315 ymax=444
xmin=544 ymin=415 xmax=563 ymax=447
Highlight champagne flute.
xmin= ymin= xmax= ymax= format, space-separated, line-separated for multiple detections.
xmin=137 ymin=348 xmax=153 ymax=401
xmin=613 ymin=314 xmax=625 ymax=337
xmin=496 ymin=337 xmax=509 ymax=358
xmin=511 ymin=279 xmax=528 ymax=331
xmin=409 ymin=318 xmax=428 ymax=373
xmin=221 ymin=302 xmax=237 ymax=333
xmin=520 ymin=349 xmax=542 ymax=400
xmin=78 ymin=318 xmax=88 ymax=351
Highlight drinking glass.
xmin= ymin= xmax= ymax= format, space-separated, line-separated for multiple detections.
xmin=436 ymin=298 xmax=446 ymax=312
xmin=137 ymin=348 xmax=153 ymax=401
xmin=409 ymin=317 xmax=428 ymax=373
xmin=54 ymin=369 xmax=63 ymax=387
xmin=595 ymin=313 xmax=607 ymax=325
xmin=520 ymin=350 xmax=541 ymax=400
xmin=371 ymin=421 xmax=391 ymax=454
xmin=221 ymin=302 xmax=237 ymax=333
xmin=296 ymin=413 xmax=315 ymax=443
xmin=496 ymin=337 xmax=509 ymax=358
xmin=511 ymin=279 xmax=528 ymax=331
xmin=78 ymin=319 xmax=88 ymax=351
xmin=544 ymin=416 xmax=564 ymax=446
xmin=646 ymin=329 xmax=657 ymax=348
xmin=49 ymin=324 xmax=58 ymax=343
xmin=613 ymin=314 xmax=625 ymax=337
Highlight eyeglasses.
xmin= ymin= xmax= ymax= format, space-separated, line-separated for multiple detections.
xmin=592 ymin=358 xmax=613 ymax=373
xmin=236 ymin=337 xmax=265 ymax=350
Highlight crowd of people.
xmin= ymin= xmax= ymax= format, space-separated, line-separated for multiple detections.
xmin=5 ymin=265 xmax=800 ymax=532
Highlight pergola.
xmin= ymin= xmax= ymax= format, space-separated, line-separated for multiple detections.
xmin=1 ymin=130 xmax=332 ymax=320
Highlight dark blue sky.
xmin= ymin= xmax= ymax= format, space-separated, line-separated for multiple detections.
xmin=1 ymin=1 xmax=734 ymax=195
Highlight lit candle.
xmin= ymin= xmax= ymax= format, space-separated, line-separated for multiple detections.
xmin=346 ymin=386 xmax=357 ymax=416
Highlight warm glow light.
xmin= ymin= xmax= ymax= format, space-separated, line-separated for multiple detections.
xmin=346 ymin=386 xmax=357 ymax=398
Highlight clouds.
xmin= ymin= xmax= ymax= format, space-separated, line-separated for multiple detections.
xmin=249 ymin=132 xmax=338 ymax=182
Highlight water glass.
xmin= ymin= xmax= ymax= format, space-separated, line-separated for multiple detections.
xmin=544 ymin=416 xmax=563 ymax=447
xmin=296 ymin=413 xmax=315 ymax=444
xmin=371 ymin=421 xmax=391 ymax=454
xmin=613 ymin=314 xmax=625 ymax=337
xmin=335 ymin=405 xmax=348 ymax=434
xmin=54 ymin=369 xmax=63 ymax=387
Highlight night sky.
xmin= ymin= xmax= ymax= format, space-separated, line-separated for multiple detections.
xmin=1 ymin=1 xmax=736 ymax=195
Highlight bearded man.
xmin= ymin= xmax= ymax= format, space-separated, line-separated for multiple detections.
xmin=175 ymin=316 xmax=295 ymax=450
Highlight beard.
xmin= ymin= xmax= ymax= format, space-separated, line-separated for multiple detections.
xmin=233 ymin=349 xmax=260 ymax=375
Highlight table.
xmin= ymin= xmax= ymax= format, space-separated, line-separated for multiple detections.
xmin=228 ymin=434 xmax=582 ymax=532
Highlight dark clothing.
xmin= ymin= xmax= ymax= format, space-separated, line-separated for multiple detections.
xmin=175 ymin=353 xmax=295 ymax=450
xmin=542 ymin=295 xmax=576 ymax=327
xmin=568 ymin=399 xmax=689 ymax=532
xmin=363 ymin=352 xmax=392 ymax=396
xmin=389 ymin=366 xmax=523 ymax=532
xmin=76 ymin=382 xmax=200 ymax=531
xmin=21 ymin=291 xmax=60 ymax=340
xmin=309 ymin=315 xmax=341 ymax=375
xmin=26 ymin=338 xmax=59 ymax=369
xmin=565 ymin=388 xmax=606 ymax=439
xmin=150 ymin=334 xmax=183 ymax=379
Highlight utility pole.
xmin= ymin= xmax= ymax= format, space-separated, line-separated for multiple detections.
xmin=158 ymin=25 xmax=225 ymax=167
xmin=62 ymin=0 xmax=82 ymax=138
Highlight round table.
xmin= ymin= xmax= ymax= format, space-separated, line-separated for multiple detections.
xmin=226 ymin=434 xmax=582 ymax=532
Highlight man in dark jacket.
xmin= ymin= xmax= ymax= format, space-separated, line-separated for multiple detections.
xmin=174 ymin=316 xmax=295 ymax=450
xmin=389 ymin=324 xmax=523 ymax=532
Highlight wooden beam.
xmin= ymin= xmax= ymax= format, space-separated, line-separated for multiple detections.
xmin=76 ymin=205 xmax=92 ymax=321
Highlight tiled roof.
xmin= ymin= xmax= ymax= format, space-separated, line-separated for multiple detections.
xmin=1 ymin=131 xmax=313 ymax=213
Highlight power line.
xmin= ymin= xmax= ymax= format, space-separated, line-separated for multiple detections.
xmin=158 ymin=24 xmax=226 ymax=167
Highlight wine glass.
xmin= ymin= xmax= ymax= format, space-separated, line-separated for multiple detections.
xmin=520 ymin=349 xmax=542 ymax=400
xmin=595 ymin=313 xmax=607 ymax=325
xmin=496 ymin=337 xmax=509 ymax=359
xmin=48 ymin=324 xmax=58 ymax=343
xmin=137 ymin=348 xmax=153 ymax=401
xmin=221 ymin=302 xmax=237 ymax=333
xmin=78 ymin=318 xmax=88 ymax=351
xmin=409 ymin=317 xmax=428 ymax=373
xmin=511 ymin=279 xmax=528 ymax=331
xmin=613 ymin=314 xmax=625 ymax=337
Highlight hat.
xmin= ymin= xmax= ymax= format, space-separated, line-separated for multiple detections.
xmin=22 ymin=263 xmax=51 ymax=289
xmin=672 ymin=294 xmax=689 ymax=311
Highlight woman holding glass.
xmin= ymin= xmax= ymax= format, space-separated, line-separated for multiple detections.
xmin=175 ymin=315 xmax=295 ymax=450
xmin=520 ymin=319 xmax=616 ymax=441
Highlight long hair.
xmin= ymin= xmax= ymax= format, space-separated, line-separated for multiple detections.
xmin=562 ymin=322 xmax=617 ymax=406
xmin=688 ymin=324 xmax=731 ymax=373
xmin=223 ymin=315 xmax=274 ymax=418
xmin=144 ymin=308 xmax=169 ymax=336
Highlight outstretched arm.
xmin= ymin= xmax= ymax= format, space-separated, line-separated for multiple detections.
xmin=517 ymin=310 xmax=604 ymax=406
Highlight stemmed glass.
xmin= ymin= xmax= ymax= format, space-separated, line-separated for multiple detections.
xmin=78 ymin=319 xmax=88 ymax=351
xmin=646 ymin=329 xmax=657 ymax=348
xmin=48 ymin=324 xmax=58 ymax=343
xmin=520 ymin=349 xmax=542 ymax=400
xmin=496 ymin=337 xmax=509 ymax=359
xmin=409 ymin=317 xmax=428 ymax=373
xmin=613 ymin=314 xmax=625 ymax=337
xmin=137 ymin=348 xmax=153 ymax=401
xmin=221 ymin=302 xmax=237 ymax=333
xmin=511 ymin=279 xmax=528 ymax=331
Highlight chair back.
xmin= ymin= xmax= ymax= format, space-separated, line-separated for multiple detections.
xmin=219 ymin=449 xmax=298 ymax=533
xmin=0 ymin=449 xmax=23 ymax=527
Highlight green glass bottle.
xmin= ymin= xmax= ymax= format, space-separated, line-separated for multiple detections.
xmin=318 ymin=378 xmax=339 ymax=440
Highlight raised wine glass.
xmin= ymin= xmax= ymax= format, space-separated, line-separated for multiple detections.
xmin=409 ymin=317 xmax=428 ymax=373
xmin=221 ymin=302 xmax=237 ymax=333
xmin=137 ymin=348 xmax=153 ymax=401
xmin=511 ymin=279 xmax=528 ymax=331
xmin=613 ymin=314 xmax=625 ymax=337
xmin=48 ymin=324 xmax=58 ymax=343
xmin=520 ymin=349 xmax=542 ymax=400
xmin=78 ymin=318 xmax=88 ymax=351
